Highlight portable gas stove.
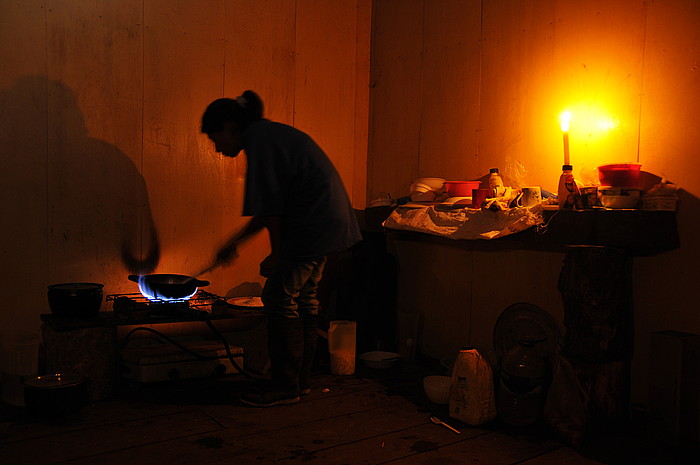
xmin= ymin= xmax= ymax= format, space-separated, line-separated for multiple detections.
xmin=107 ymin=290 xmax=247 ymax=383
xmin=120 ymin=338 xmax=244 ymax=384
xmin=107 ymin=290 xmax=224 ymax=320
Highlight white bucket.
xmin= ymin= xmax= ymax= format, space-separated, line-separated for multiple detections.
xmin=328 ymin=321 xmax=356 ymax=375
xmin=0 ymin=331 xmax=40 ymax=406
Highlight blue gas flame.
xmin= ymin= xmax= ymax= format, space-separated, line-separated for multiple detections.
xmin=136 ymin=276 xmax=196 ymax=302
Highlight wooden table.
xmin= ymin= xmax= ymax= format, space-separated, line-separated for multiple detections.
xmin=384 ymin=208 xmax=680 ymax=438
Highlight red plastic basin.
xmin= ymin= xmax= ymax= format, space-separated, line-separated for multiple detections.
xmin=444 ymin=181 xmax=481 ymax=197
xmin=598 ymin=164 xmax=641 ymax=187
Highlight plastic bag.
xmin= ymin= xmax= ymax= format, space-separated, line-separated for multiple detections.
xmin=449 ymin=347 xmax=497 ymax=426
xmin=543 ymin=351 xmax=588 ymax=445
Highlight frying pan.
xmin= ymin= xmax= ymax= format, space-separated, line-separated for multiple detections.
xmin=128 ymin=274 xmax=210 ymax=300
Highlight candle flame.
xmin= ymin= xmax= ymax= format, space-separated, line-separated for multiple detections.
xmin=560 ymin=111 xmax=572 ymax=132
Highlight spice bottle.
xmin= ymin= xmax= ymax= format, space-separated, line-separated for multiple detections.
xmin=557 ymin=165 xmax=583 ymax=209
xmin=488 ymin=168 xmax=505 ymax=197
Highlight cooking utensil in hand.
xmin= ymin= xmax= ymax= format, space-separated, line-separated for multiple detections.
xmin=429 ymin=415 xmax=461 ymax=434
xmin=128 ymin=274 xmax=210 ymax=300
xmin=193 ymin=262 xmax=219 ymax=278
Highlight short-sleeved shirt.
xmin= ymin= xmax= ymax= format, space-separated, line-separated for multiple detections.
xmin=242 ymin=120 xmax=362 ymax=260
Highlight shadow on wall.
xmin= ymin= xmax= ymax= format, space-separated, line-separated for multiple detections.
xmin=0 ymin=75 xmax=160 ymax=286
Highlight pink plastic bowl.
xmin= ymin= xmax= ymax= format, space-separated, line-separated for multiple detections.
xmin=444 ymin=181 xmax=481 ymax=197
xmin=598 ymin=164 xmax=641 ymax=188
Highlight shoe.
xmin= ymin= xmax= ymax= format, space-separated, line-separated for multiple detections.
xmin=239 ymin=389 xmax=300 ymax=407
xmin=258 ymin=317 xmax=303 ymax=405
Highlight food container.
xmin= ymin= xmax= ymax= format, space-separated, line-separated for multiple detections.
xmin=329 ymin=320 xmax=357 ymax=375
xmin=444 ymin=181 xmax=481 ymax=197
xmin=423 ymin=375 xmax=451 ymax=404
xmin=598 ymin=187 xmax=641 ymax=209
xmin=23 ymin=373 xmax=89 ymax=417
xmin=598 ymin=163 xmax=642 ymax=188
xmin=358 ymin=351 xmax=401 ymax=369
xmin=47 ymin=283 xmax=104 ymax=318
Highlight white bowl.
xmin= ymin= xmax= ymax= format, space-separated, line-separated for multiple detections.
xmin=423 ymin=375 xmax=451 ymax=404
xmin=359 ymin=351 xmax=401 ymax=369
xmin=414 ymin=177 xmax=446 ymax=191
xmin=410 ymin=182 xmax=433 ymax=194
xmin=411 ymin=191 xmax=436 ymax=202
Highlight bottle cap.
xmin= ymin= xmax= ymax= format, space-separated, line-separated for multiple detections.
xmin=489 ymin=168 xmax=499 ymax=174
xmin=562 ymin=164 xmax=573 ymax=170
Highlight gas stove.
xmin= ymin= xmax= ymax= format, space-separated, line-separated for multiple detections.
xmin=108 ymin=290 xmax=249 ymax=383
xmin=106 ymin=290 xmax=225 ymax=320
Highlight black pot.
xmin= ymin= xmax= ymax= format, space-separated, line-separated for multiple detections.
xmin=23 ymin=373 xmax=89 ymax=417
xmin=47 ymin=283 xmax=104 ymax=318
xmin=128 ymin=274 xmax=209 ymax=300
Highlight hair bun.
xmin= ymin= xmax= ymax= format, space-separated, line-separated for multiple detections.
xmin=241 ymin=90 xmax=264 ymax=120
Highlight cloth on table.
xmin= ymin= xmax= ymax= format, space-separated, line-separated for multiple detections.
xmin=382 ymin=202 xmax=544 ymax=240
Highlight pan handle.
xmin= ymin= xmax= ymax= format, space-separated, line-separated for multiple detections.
xmin=128 ymin=275 xmax=141 ymax=283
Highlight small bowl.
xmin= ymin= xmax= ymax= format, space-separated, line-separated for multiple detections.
xmin=359 ymin=351 xmax=401 ymax=369
xmin=423 ymin=375 xmax=451 ymax=404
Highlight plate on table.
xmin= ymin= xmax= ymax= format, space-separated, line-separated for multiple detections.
xmin=228 ymin=296 xmax=264 ymax=308
xmin=438 ymin=197 xmax=472 ymax=208
xmin=492 ymin=302 xmax=561 ymax=359
xmin=398 ymin=202 xmax=434 ymax=208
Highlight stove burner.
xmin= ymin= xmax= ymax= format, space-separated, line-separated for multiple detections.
xmin=107 ymin=290 xmax=224 ymax=320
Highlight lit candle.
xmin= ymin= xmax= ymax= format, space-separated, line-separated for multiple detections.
xmin=560 ymin=111 xmax=571 ymax=166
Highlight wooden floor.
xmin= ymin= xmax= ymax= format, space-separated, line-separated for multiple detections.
xmin=0 ymin=361 xmax=695 ymax=465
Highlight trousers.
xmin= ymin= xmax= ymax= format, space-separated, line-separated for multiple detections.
xmin=261 ymin=256 xmax=327 ymax=318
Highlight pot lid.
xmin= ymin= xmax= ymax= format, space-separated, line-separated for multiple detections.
xmin=23 ymin=373 xmax=87 ymax=389
xmin=48 ymin=283 xmax=104 ymax=291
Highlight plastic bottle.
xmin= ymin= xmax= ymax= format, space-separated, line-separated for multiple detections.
xmin=557 ymin=164 xmax=583 ymax=209
xmin=488 ymin=168 xmax=505 ymax=197
xmin=448 ymin=347 xmax=497 ymax=426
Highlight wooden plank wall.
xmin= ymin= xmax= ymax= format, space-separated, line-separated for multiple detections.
xmin=371 ymin=0 xmax=700 ymax=403
xmin=0 ymin=0 xmax=370 ymax=332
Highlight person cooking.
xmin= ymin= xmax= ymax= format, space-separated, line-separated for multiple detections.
xmin=201 ymin=91 xmax=361 ymax=407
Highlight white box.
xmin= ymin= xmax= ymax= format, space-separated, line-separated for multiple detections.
xmin=121 ymin=340 xmax=243 ymax=383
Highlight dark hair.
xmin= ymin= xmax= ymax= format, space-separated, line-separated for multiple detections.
xmin=201 ymin=90 xmax=264 ymax=134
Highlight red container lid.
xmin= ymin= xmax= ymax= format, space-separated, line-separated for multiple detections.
xmin=598 ymin=163 xmax=641 ymax=171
